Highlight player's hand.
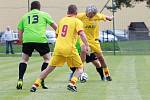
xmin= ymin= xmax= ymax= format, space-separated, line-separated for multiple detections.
xmin=17 ymin=40 xmax=22 ymax=45
xmin=106 ymin=15 xmax=113 ymax=21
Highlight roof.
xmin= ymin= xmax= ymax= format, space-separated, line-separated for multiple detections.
xmin=128 ymin=22 xmax=149 ymax=31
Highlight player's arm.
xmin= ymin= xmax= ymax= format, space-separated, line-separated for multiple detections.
xmin=17 ymin=18 xmax=24 ymax=44
xmin=45 ymin=13 xmax=58 ymax=31
xmin=50 ymin=22 xmax=57 ymax=31
xmin=18 ymin=29 xmax=23 ymax=44
xmin=79 ymin=31 xmax=89 ymax=53
xmin=98 ymin=13 xmax=113 ymax=21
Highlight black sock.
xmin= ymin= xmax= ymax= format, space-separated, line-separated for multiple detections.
xmin=19 ymin=63 xmax=27 ymax=80
xmin=96 ymin=67 xmax=104 ymax=80
xmin=41 ymin=62 xmax=48 ymax=71
xmin=41 ymin=63 xmax=48 ymax=87
xmin=70 ymin=67 xmax=76 ymax=73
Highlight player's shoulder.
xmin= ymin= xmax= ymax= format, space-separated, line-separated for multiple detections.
xmin=74 ymin=16 xmax=82 ymax=22
xmin=75 ymin=17 xmax=83 ymax=26
xmin=77 ymin=12 xmax=86 ymax=18
xmin=77 ymin=12 xmax=85 ymax=16
xmin=39 ymin=11 xmax=49 ymax=16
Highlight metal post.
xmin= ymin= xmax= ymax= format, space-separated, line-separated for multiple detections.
xmin=112 ymin=0 xmax=116 ymax=55
xmin=28 ymin=0 xmax=30 ymax=12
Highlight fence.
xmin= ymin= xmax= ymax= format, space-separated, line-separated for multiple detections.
xmin=1 ymin=29 xmax=150 ymax=55
xmin=101 ymin=28 xmax=150 ymax=55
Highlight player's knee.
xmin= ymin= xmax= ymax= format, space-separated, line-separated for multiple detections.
xmin=70 ymin=67 xmax=76 ymax=72
xmin=43 ymin=54 xmax=50 ymax=62
xmin=86 ymin=53 xmax=97 ymax=63
xmin=98 ymin=57 xmax=105 ymax=63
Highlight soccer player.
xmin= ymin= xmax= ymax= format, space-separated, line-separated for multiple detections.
xmin=30 ymin=4 xmax=89 ymax=92
xmin=16 ymin=1 xmax=57 ymax=90
xmin=69 ymin=39 xmax=104 ymax=82
xmin=70 ymin=5 xmax=113 ymax=81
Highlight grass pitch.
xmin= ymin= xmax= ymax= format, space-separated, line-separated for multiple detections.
xmin=0 ymin=55 xmax=150 ymax=100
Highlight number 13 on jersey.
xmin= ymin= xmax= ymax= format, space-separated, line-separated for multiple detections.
xmin=28 ymin=15 xmax=39 ymax=24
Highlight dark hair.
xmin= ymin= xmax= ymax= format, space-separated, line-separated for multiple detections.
xmin=67 ymin=4 xmax=77 ymax=14
xmin=31 ymin=1 xmax=41 ymax=10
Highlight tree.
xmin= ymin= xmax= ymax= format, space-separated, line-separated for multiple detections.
xmin=115 ymin=0 xmax=150 ymax=8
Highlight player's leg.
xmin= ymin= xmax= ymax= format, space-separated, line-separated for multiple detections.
xmin=69 ymin=39 xmax=86 ymax=80
xmin=16 ymin=43 xmax=33 ymax=90
xmin=91 ymin=59 xmax=105 ymax=80
xmin=30 ymin=55 xmax=65 ymax=92
xmin=30 ymin=65 xmax=56 ymax=92
xmin=89 ymin=41 xmax=112 ymax=81
xmin=40 ymin=53 xmax=50 ymax=89
xmin=36 ymin=43 xmax=51 ymax=89
xmin=85 ymin=52 xmax=105 ymax=80
xmin=67 ymin=54 xmax=83 ymax=92
xmin=16 ymin=53 xmax=29 ymax=89
xmin=67 ymin=67 xmax=83 ymax=92
xmin=69 ymin=67 xmax=76 ymax=81
xmin=95 ymin=52 xmax=112 ymax=81
xmin=69 ymin=44 xmax=87 ymax=81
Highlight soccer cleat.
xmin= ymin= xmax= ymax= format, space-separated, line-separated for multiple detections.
xmin=30 ymin=87 xmax=37 ymax=92
xmin=106 ymin=76 xmax=112 ymax=81
xmin=41 ymin=80 xmax=48 ymax=89
xmin=16 ymin=79 xmax=23 ymax=90
xmin=67 ymin=83 xmax=77 ymax=92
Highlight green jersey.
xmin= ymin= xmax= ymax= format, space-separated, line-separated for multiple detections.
xmin=17 ymin=9 xmax=54 ymax=43
xmin=75 ymin=38 xmax=81 ymax=54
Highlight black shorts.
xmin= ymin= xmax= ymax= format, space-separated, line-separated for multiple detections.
xmin=22 ymin=43 xmax=50 ymax=57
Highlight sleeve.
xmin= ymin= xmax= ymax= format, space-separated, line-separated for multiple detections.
xmin=45 ymin=13 xmax=54 ymax=25
xmin=97 ymin=13 xmax=106 ymax=21
xmin=17 ymin=18 xmax=24 ymax=31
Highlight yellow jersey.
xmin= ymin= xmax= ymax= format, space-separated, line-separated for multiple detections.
xmin=54 ymin=16 xmax=84 ymax=56
xmin=77 ymin=13 xmax=106 ymax=42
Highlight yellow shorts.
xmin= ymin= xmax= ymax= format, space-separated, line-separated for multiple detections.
xmin=48 ymin=54 xmax=83 ymax=68
xmin=89 ymin=40 xmax=102 ymax=53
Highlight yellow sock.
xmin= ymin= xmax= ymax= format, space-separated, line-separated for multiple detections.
xmin=33 ymin=78 xmax=42 ymax=87
xmin=103 ymin=67 xmax=110 ymax=77
xmin=70 ymin=76 xmax=78 ymax=85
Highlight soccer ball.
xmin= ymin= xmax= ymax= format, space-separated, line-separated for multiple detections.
xmin=79 ymin=72 xmax=88 ymax=83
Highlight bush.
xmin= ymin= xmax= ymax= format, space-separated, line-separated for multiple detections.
xmin=101 ymin=41 xmax=120 ymax=51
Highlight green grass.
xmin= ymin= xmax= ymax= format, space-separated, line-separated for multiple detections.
xmin=0 ymin=55 xmax=150 ymax=100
